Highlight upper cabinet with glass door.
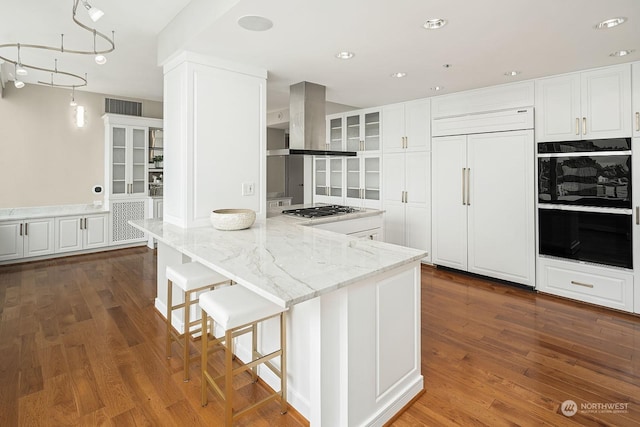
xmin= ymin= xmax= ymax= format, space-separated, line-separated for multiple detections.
xmin=328 ymin=109 xmax=381 ymax=153
xmin=103 ymin=114 xmax=163 ymax=199
xmin=346 ymin=110 xmax=381 ymax=152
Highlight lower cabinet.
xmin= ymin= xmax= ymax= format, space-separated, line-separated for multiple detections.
xmin=0 ymin=218 xmax=55 ymax=261
xmin=109 ymin=199 xmax=147 ymax=245
xmin=55 ymin=214 xmax=108 ymax=253
xmin=537 ymin=257 xmax=634 ymax=313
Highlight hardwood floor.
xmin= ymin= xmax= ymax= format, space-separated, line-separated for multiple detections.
xmin=1 ymin=248 xmax=639 ymax=426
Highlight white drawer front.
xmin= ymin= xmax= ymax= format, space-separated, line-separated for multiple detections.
xmin=538 ymin=258 xmax=633 ymax=312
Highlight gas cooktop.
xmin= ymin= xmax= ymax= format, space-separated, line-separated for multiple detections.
xmin=282 ymin=205 xmax=360 ymax=218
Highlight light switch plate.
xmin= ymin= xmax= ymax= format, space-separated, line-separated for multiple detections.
xmin=242 ymin=182 xmax=255 ymax=196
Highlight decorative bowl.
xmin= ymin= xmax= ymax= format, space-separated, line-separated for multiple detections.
xmin=210 ymin=209 xmax=256 ymax=230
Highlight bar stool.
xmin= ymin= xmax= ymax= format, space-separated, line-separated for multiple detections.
xmin=199 ymin=285 xmax=288 ymax=426
xmin=166 ymin=262 xmax=231 ymax=382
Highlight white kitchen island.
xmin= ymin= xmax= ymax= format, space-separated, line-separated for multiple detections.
xmin=130 ymin=214 xmax=425 ymax=426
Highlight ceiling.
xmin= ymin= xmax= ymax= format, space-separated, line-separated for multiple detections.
xmin=2 ymin=0 xmax=639 ymax=112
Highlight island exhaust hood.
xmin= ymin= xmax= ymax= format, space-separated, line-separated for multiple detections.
xmin=267 ymin=81 xmax=357 ymax=157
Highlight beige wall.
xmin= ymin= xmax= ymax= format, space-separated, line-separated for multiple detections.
xmin=0 ymin=84 xmax=162 ymax=208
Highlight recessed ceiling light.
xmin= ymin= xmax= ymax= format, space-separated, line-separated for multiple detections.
xmin=237 ymin=15 xmax=273 ymax=31
xmin=335 ymin=51 xmax=355 ymax=60
xmin=390 ymin=72 xmax=407 ymax=78
xmin=423 ymin=18 xmax=447 ymax=30
xmin=14 ymin=79 xmax=25 ymax=89
xmin=610 ymin=49 xmax=634 ymax=57
xmin=430 ymin=86 xmax=444 ymax=91
xmin=504 ymin=71 xmax=521 ymax=76
xmin=595 ymin=17 xmax=627 ymax=29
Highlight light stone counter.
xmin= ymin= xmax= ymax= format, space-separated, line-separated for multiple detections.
xmin=0 ymin=204 xmax=109 ymax=221
xmin=130 ymin=215 xmax=423 ymax=307
xmin=130 ymin=213 xmax=425 ymax=425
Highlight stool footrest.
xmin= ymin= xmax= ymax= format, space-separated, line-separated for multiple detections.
xmin=234 ymin=391 xmax=283 ymax=421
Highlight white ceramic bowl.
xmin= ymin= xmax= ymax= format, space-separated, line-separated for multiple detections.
xmin=210 ymin=209 xmax=256 ymax=230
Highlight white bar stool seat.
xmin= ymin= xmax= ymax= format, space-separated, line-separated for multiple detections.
xmin=199 ymin=285 xmax=288 ymax=426
xmin=165 ymin=262 xmax=231 ymax=381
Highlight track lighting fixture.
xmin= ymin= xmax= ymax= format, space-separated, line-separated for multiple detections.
xmin=0 ymin=0 xmax=114 ymax=91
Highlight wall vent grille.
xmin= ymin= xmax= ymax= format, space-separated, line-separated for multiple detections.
xmin=105 ymin=98 xmax=142 ymax=116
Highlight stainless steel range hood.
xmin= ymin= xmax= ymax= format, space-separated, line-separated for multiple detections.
xmin=267 ymin=81 xmax=357 ymax=157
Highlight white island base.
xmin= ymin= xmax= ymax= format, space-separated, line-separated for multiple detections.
xmin=156 ymin=241 xmax=423 ymax=426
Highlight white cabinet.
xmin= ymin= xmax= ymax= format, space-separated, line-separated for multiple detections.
xmin=382 ymin=99 xmax=430 ymax=153
xmin=0 ymin=218 xmax=54 ymax=261
xmin=109 ymin=199 xmax=147 ymax=245
xmin=314 ymin=157 xmax=344 ymax=204
xmin=382 ymin=99 xmax=431 ymax=260
xmin=327 ymin=109 xmax=381 ymax=153
xmin=633 ymin=63 xmax=640 ymax=138
xmin=535 ymin=65 xmax=632 ymax=142
xmin=103 ymin=114 xmax=163 ymax=198
xmin=326 ymin=114 xmax=344 ymax=151
xmin=382 ymin=151 xmax=431 ymax=260
xmin=538 ymin=257 xmax=634 ymax=313
xmin=345 ymin=155 xmax=381 ymax=208
xmin=345 ymin=109 xmax=381 ymax=152
xmin=432 ymin=130 xmax=535 ymax=286
xmin=154 ymin=198 xmax=164 ymax=218
xmin=55 ymin=214 xmax=108 ymax=253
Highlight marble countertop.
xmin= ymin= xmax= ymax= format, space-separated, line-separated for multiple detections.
xmin=130 ymin=215 xmax=424 ymax=308
xmin=0 ymin=204 xmax=109 ymax=221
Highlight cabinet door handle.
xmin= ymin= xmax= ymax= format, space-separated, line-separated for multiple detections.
xmin=405 ymin=136 xmax=408 ymax=149
xmin=636 ymin=207 xmax=639 ymax=225
xmin=80 ymin=219 xmax=83 ymax=230
xmin=404 ymin=191 xmax=408 ymax=203
xmin=466 ymin=168 xmax=471 ymax=206
xmin=575 ymin=118 xmax=580 ymax=135
xmin=571 ymin=280 xmax=594 ymax=289
xmin=636 ymin=112 xmax=639 ymax=132
xmin=462 ymin=168 xmax=466 ymax=205
xmin=84 ymin=218 xmax=88 ymax=230
xmin=24 ymin=223 xmax=28 ymax=236
xmin=582 ymin=117 xmax=587 ymax=135
xmin=19 ymin=223 xmax=23 ymax=236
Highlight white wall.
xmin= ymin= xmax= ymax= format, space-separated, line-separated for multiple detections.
xmin=0 ymin=84 xmax=162 ymax=208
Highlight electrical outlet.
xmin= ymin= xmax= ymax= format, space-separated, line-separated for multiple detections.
xmin=242 ymin=182 xmax=255 ymax=196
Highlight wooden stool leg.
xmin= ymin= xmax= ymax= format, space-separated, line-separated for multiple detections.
xmin=251 ymin=323 xmax=258 ymax=382
xmin=166 ymin=279 xmax=173 ymax=359
xmin=183 ymin=290 xmax=192 ymax=382
xmin=201 ymin=309 xmax=209 ymax=407
xmin=280 ymin=313 xmax=288 ymax=414
xmin=225 ymin=329 xmax=234 ymax=427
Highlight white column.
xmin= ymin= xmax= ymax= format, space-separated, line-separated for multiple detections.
xmin=162 ymin=52 xmax=267 ymax=227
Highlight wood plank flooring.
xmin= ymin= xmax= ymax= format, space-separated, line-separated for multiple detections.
xmin=1 ymin=248 xmax=639 ymax=426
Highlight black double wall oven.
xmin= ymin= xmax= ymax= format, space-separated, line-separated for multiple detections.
xmin=538 ymin=138 xmax=632 ymax=269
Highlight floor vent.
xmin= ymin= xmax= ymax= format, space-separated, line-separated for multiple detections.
xmin=105 ymin=98 xmax=143 ymax=116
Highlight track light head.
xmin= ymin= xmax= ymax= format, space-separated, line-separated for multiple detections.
xmin=16 ymin=64 xmax=28 ymax=76
xmin=14 ymin=79 xmax=25 ymax=89
xmin=94 ymin=54 xmax=107 ymax=65
xmin=82 ymin=1 xmax=104 ymax=22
